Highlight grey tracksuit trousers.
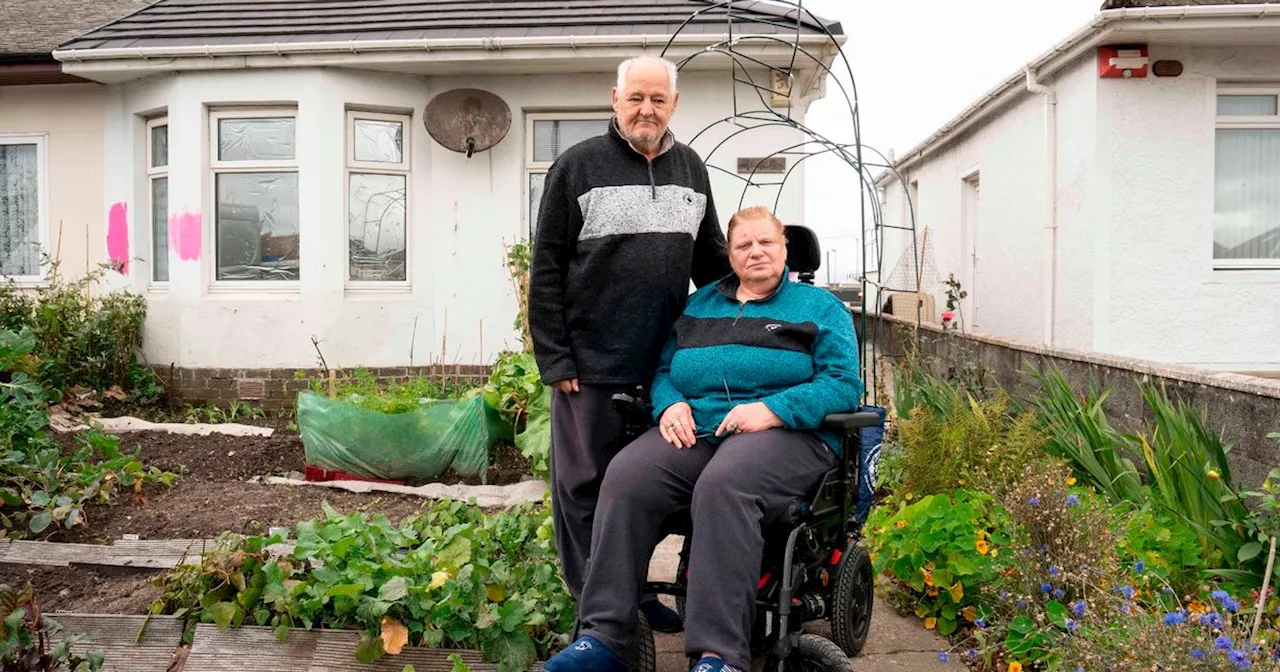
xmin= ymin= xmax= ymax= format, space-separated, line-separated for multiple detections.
xmin=549 ymin=384 xmax=629 ymax=602
xmin=577 ymin=427 xmax=837 ymax=670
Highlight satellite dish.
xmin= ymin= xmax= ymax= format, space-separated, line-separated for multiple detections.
xmin=423 ymin=88 xmax=511 ymax=159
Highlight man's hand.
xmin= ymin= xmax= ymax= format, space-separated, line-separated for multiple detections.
xmin=658 ymin=402 xmax=697 ymax=449
xmin=716 ymin=402 xmax=783 ymax=437
xmin=554 ymin=378 xmax=580 ymax=394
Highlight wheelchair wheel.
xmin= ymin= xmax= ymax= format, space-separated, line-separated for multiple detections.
xmin=674 ymin=551 xmax=689 ymax=624
xmin=629 ymin=609 xmax=657 ymax=672
xmin=760 ymin=634 xmax=852 ymax=672
xmin=830 ymin=543 xmax=874 ymax=657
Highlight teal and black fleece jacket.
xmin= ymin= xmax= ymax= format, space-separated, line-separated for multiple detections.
xmin=649 ymin=270 xmax=864 ymax=454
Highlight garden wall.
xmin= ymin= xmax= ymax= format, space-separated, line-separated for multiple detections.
xmin=854 ymin=310 xmax=1280 ymax=488
xmin=152 ymin=364 xmax=491 ymax=410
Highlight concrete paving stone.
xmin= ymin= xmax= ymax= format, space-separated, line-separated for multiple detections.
xmin=852 ymin=651 xmax=967 ymax=671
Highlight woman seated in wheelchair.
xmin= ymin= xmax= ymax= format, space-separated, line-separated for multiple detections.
xmin=544 ymin=206 xmax=863 ymax=672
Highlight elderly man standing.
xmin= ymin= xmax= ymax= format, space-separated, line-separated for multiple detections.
xmin=529 ymin=54 xmax=730 ymax=633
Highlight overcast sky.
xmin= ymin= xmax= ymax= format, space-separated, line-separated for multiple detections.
xmin=789 ymin=0 xmax=1103 ymax=281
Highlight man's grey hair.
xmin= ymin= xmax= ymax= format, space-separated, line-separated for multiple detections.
xmin=616 ymin=55 xmax=679 ymax=94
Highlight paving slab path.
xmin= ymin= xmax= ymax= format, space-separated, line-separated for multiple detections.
xmin=647 ymin=536 xmax=963 ymax=672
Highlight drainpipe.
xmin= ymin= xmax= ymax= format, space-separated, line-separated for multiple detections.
xmin=1025 ymin=65 xmax=1058 ymax=347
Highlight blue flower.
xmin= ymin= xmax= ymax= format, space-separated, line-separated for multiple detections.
xmin=1217 ymin=635 xmax=1234 ymax=650
xmin=1049 ymin=566 xmax=1060 ymax=576
xmin=1191 ymin=648 xmax=1206 ymax=660
xmin=1119 ymin=585 xmax=1135 ymax=600
xmin=1121 ymin=603 xmax=1132 ymax=614
xmin=1000 ymin=591 xmax=1010 ymax=600
xmin=938 ymin=652 xmax=949 ymax=663
xmin=1229 ymin=648 xmax=1252 ymax=669
xmin=1072 ymin=601 xmax=1087 ymax=617
xmin=1066 ymin=494 xmax=1080 ymax=507
xmin=1164 ymin=612 xmax=1186 ymax=626
xmin=1201 ymin=612 xmax=1224 ymax=628
xmin=1029 ymin=496 xmax=1041 ymax=506
xmin=1017 ymin=599 xmax=1029 ymax=608
xmin=1135 ymin=560 xmax=1145 ymax=572
xmin=1053 ymin=588 xmax=1066 ymax=599
xmin=1067 ymin=619 xmax=1079 ymax=634
xmin=967 ymin=649 xmax=978 ymax=659
xmin=1213 ymin=589 xmax=1231 ymax=603
xmin=1225 ymin=597 xmax=1242 ymax=614
xmin=975 ymin=619 xmax=987 ymax=628
xmin=1042 ymin=583 xmax=1053 ymax=593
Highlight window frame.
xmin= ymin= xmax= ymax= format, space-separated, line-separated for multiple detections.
xmin=147 ymin=116 xmax=170 ymax=287
xmin=344 ymin=109 xmax=412 ymax=290
xmin=523 ymin=111 xmax=613 ymax=240
xmin=0 ymin=133 xmax=49 ymax=284
xmin=207 ymin=107 xmax=301 ymax=290
xmin=1213 ymin=86 xmax=1280 ymax=271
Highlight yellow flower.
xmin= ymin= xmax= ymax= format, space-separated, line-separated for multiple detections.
xmin=927 ymin=587 xmax=940 ymax=597
xmin=1208 ymin=470 xmax=1221 ymax=480
xmin=976 ymin=539 xmax=991 ymax=555
xmin=923 ymin=572 xmax=935 ymax=588
xmin=924 ymin=616 xmax=937 ymax=630
xmin=896 ymin=520 xmax=907 ymax=529
xmin=429 ymin=571 xmax=450 ymax=589
xmin=1066 ymin=476 xmax=1077 ymax=485
xmin=1008 ymin=662 xmax=1023 ymax=672
xmin=961 ymin=606 xmax=977 ymax=622
xmin=949 ymin=582 xmax=965 ymax=603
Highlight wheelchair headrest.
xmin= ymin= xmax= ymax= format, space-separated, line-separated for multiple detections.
xmin=785 ymin=225 xmax=821 ymax=275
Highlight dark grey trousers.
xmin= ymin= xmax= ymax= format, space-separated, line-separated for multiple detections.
xmin=549 ymin=383 xmax=628 ymax=602
xmin=578 ymin=427 xmax=837 ymax=670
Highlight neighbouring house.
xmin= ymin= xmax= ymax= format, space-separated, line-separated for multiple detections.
xmin=0 ymin=0 xmax=846 ymax=404
xmin=0 ymin=0 xmax=149 ymax=286
xmin=874 ymin=0 xmax=1280 ymax=376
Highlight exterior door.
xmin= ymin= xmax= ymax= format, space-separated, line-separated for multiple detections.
xmin=961 ymin=173 xmax=980 ymax=330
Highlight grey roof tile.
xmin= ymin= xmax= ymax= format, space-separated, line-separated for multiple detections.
xmin=55 ymin=0 xmax=841 ymax=51
xmin=1 ymin=0 xmax=154 ymax=55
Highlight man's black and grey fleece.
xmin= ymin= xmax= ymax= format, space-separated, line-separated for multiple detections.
xmin=529 ymin=119 xmax=731 ymax=387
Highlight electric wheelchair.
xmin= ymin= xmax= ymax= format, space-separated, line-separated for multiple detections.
xmin=606 ymin=225 xmax=881 ymax=672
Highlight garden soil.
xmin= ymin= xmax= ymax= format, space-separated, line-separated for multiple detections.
xmin=47 ymin=424 xmax=531 ymax=545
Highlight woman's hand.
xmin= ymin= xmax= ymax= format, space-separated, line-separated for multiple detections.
xmin=658 ymin=402 xmax=697 ymax=449
xmin=716 ymin=402 xmax=783 ymax=437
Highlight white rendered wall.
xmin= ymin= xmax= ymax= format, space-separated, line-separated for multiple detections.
xmin=108 ymin=66 xmax=810 ymax=370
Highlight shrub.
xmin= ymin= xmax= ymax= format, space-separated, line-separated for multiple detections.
xmin=482 ymin=351 xmax=550 ymax=481
xmin=896 ymin=389 xmax=1047 ymax=502
xmin=0 ymin=258 xmax=158 ymax=401
xmin=867 ymin=489 xmax=1013 ymax=636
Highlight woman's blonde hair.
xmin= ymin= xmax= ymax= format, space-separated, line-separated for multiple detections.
xmin=727 ymin=205 xmax=785 ymax=245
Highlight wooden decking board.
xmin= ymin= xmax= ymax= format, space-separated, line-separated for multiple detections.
xmin=0 ymin=538 xmax=298 ymax=570
xmin=309 ymin=630 xmax=494 ymax=671
xmin=184 ymin=624 xmax=318 ymax=672
xmin=49 ymin=614 xmax=185 ymax=672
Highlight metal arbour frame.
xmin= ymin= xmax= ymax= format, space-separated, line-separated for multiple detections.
xmin=658 ymin=0 xmax=924 ymax=405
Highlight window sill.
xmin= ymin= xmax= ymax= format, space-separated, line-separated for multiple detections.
xmin=206 ymin=282 xmax=301 ymax=298
xmin=345 ymin=283 xmax=413 ymax=297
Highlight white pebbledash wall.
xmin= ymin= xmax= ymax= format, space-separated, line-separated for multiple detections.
xmin=879 ymin=45 xmax=1280 ymax=373
xmin=103 ymin=67 xmax=810 ymax=371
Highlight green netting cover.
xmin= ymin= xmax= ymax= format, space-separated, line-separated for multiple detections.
xmin=297 ymin=391 xmax=511 ymax=483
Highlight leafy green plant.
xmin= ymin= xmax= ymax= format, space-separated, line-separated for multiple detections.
xmin=0 ymin=327 xmax=177 ymax=538
xmin=1025 ymin=364 xmax=1144 ymax=505
xmin=502 ymin=241 xmax=533 ymax=354
xmin=1115 ymin=495 xmax=1211 ymax=597
xmin=0 ymin=583 xmax=104 ymax=671
xmin=0 ymin=256 xmax=158 ymax=401
xmin=482 ymin=352 xmax=550 ymax=481
xmin=304 ymin=368 xmax=474 ymax=414
xmin=895 ymin=389 xmax=1046 ymax=503
xmin=867 ymin=489 xmax=1012 ymax=636
xmin=150 ymin=498 xmax=574 ymax=672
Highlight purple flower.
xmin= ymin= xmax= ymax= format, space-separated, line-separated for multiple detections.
xmin=975 ymin=619 xmax=987 ymax=628
xmin=1164 ymin=612 xmax=1186 ymax=626
xmin=1191 ymin=648 xmax=1206 ymax=660
xmin=1213 ymin=589 xmax=1231 ymax=603
xmin=1049 ymin=566 xmax=1060 ymax=576
xmin=1017 ymin=599 xmax=1029 ymax=608
xmin=1066 ymin=494 xmax=1080 ymax=507
xmin=1201 ymin=612 xmax=1224 ymax=629
xmin=1229 ymin=648 xmax=1252 ymax=669
xmin=1072 ymin=601 xmax=1087 ymax=617
xmin=1217 ymin=635 xmax=1234 ymax=650
xmin=1119 ymin=585 xmax=1135 ymax=600
xmin=967 ymin=649 xmax=978 ymax=659
xmin=1029 ymin=496 xmax=1040 ymax=506
xmin=1225 ymin=597 xmax=1242 ymax=613
xmin=1121 ymin=603 xmax=1132 ymax=614
xmin=1135 ymin=560 xmax=1145 ymax=572
xmin=1053 ymin=588 xmax=1066 ymax=599
xmin=938 ymin=652 xmax=950 ymax=663
xmin=1067 ymin=619 xmax=1079 ymax=634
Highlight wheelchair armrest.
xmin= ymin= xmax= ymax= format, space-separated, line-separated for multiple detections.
xmin=612 ymin=390 xmax=654 ymax=428
xmin=821 ymin=412 xmax=882 ymax=435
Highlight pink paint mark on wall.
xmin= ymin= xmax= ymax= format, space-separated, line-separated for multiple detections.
xmin=106 ymin=202 xmax=129 ymax=275
xmin=169 ymin=210 xmax=202 ymax=261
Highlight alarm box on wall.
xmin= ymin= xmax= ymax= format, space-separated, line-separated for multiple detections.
xmin=1098 ymin=45 xmax=1149 ymax=78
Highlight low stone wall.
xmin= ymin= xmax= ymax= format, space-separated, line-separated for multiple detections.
xmin=149 ymin=364 xmax=491 ymax=411
xmin=854 ymin=310 xmax=1280 ymax=488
